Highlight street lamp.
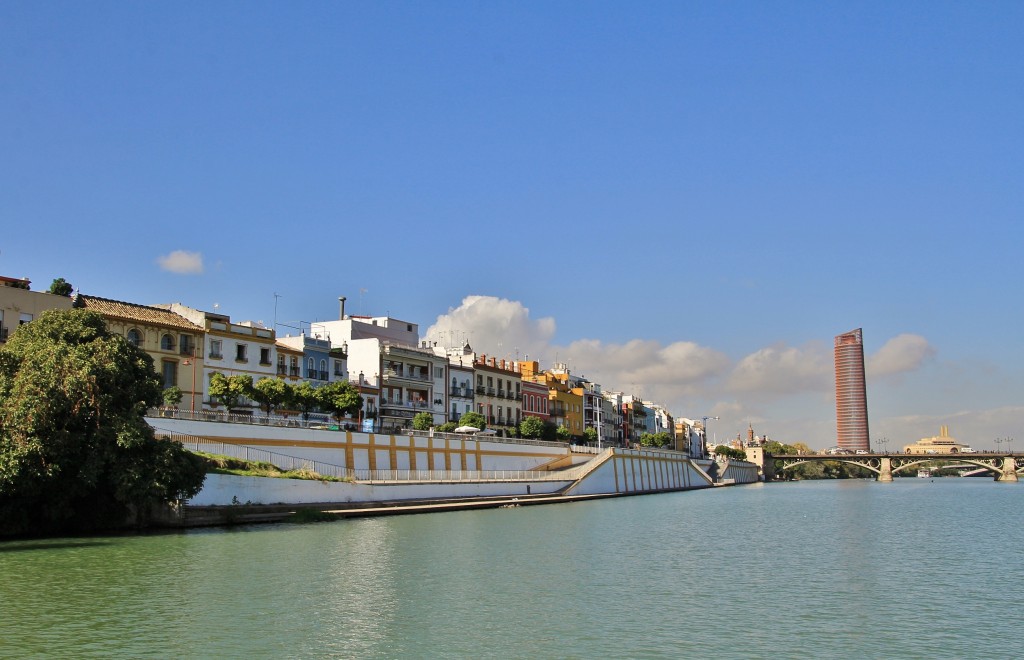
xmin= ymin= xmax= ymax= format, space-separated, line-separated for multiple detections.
xmin=996 ymin=437 xmax=1014 ymax=454
xmin=877 ymin=437 xmax=889 ymax=454
xmin=702 ymin=416 xmax=719 ymax=457
xmin=182 ymin=358 xmax=197 ymax=413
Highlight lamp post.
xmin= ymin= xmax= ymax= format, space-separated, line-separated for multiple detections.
xmin=996 ymin=436 xmax=1014 ymax=454
xmin=877 ymin=437 xmax=889 ymax=454
xmin=182 ymin=358 xmax=197 ymax=413
xmin=702 ymin=416 xmax=719 ymax=458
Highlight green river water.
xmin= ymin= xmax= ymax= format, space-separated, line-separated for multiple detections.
xmin=2 ymin=478 xmax=1022 ymax=658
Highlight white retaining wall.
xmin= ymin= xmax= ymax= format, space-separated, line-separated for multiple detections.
xmin=190 ymin=473 xmax=570 ymax=506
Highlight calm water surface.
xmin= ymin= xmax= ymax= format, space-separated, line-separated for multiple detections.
xmin=2 ymin=479 xmax=1022 ymax=658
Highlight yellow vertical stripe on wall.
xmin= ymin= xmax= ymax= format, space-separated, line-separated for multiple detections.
xmin=345 ymin=431 xmax=354 ymax=470
xmin=368 ymin=434 xmax=377 ymax=471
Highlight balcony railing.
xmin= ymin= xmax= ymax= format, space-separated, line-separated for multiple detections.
xmin=475 ymin=386 xmax=486 ymax=395
xmin=385 ymin=368 xmax=431 ymax=382
xmin=497 ymin=390 xmax=505 ymax=398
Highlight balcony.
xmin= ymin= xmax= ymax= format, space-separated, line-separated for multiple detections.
xmin=486 ymin=387 xmax=495 ymax=396
xmin=497 ymin=390 xmax=505 ymax=399
xmin=475 ymin=385 xmax=486 ymax=395
xmin=384 ymin=368 xmax=431 ymax=382
xmin=180 ymin=344 xmax=195 ymax=357
xmin=277 ymin=365 xmax=288 ymax=376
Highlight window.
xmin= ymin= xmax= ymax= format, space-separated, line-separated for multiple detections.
xmin=180 ymin=335 xmax=194 ymax=356
xmin=161 ymin=360 xmax=177 ymax=389
xmin=260 ymin=347 xmax=271 ymax=365
xmin=307 ymin=357 xmax=315 ymax=377
xmin=435 ymin=367 xmax=444 ymax=378
xmin=236 ymin=343 xmax=247 ymax=362
xmin=126 ymin=329 xmax=142 ymax=348
xmin=19 ymin=313 xmax=33 ymax=325
xmin=210 ymin=339 xmax=223 ymax=359
xmin=160 ymin=334 xmax=175 ymax=351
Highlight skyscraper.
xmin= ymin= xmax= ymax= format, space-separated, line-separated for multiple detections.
xmin=835 ymin=328 xmax=869 ymax=452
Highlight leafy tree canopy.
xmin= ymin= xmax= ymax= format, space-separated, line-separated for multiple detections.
xmin=519 ymin=416 xmax=545 ymax=439
xmin=458 ymin=411 xmax=486 ymax=430
xmin=714 ymin=445 xmax=748 ymax=461
xmin=640 ymin=432 xmax=672 ymax=447
xmin=555 ymin=425 xmax=571 ymax=441
xmin=48 ymin=277 xmax=73 ymax=297
xmin=252 ymin=377 xmax=291 ymax=416
xmin=583 ymin=427 xmax=599 ymax=444
xmin=412 ymin=411 xmax=433 ymax=431
xmin=208 ymin=372 xmax=253 ymax=410
xmin=291 ymin=381 xmax=320 ymax=420
xmin=162 ymin=385 xmax=184 ymax=407
xmin=0 ymin=309 xmax=206 ymax=536
xmin=316 ymin=380 xmax=362 ymax=422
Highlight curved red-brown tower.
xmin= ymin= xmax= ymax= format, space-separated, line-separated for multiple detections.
xmin=835 ymin=328 xmax=869 ymax=452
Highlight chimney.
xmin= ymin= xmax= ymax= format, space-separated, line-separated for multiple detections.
xmin=338 ymin=296 xmax=347 ymax=320
xmin=500 ymin=359 xmax=506 ymax=370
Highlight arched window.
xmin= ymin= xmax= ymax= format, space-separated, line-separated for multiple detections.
xmin=160 ymin=334 xmax=175 ymax=351
xmin=319 ymin=359 xmax=327 ymax=375
xmin=126 ymin=329 xmax=142 ymax=348
xmin=307 ymin=357 xmax=315 ymax=378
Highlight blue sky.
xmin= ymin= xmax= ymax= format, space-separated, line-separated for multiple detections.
xmin=3 ymin=2 xmax=1022 ymax=449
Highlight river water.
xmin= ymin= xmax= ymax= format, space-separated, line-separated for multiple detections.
xmin=2 ymin=479 xmax=1022 ymax=658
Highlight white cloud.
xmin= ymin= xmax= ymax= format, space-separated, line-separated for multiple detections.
xmin=424 ymin=296 xmax=556 ymax=358
xmin=867 ymin=333 xmax=936 ymax=378
xmin=157 ymin=250 xmax=204 ymax=275
xmin=727 ymin=342 xmax=832 ymax=397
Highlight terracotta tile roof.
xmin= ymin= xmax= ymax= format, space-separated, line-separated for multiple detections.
xmin=78 ymin=295 xmax=204 ymax=332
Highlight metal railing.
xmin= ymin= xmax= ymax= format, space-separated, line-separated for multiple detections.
xmin=163 ymin=431 xmax=354 ymax=480
xmin=157 ymin=430 xmax=595 ymax=485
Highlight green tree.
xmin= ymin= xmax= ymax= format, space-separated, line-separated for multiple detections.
xmin=640 ymin=432 xmax=672 ymax=448
xmin=582 ymin=427 xmax=598 ymax=445
xmin=48 ymin=277 xmax=73 ymax=297
xmin=437 ymin=421 xmax=458 ymax=433
xmin=291 ymin=381 xmax=320 ymax=421
xmin=412 ymin=411 xmax=433 ymax=431
xmin=208 ymin=372 xmax=253 ymax=411
xmin=0 ymin=309 xmax=206 ymax=536
xmin=317 ymin=380 xmax=363 ymax=423
xmin=520 ymin=416 xmax=545 ymax=439
xmin=251 ymin=377 xmax=291 ymax=417
xmin=162 ymin=385 xmax=183 ymax=408
xmin=714 ymin=445 xmax=747 ymax=460
xmin=458 ymin=411 xmax=486 ymax=430
xmin=555 ymin=425 xmax=571 ymax=442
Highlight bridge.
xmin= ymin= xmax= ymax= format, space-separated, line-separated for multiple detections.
xmin=769 ymin=452 xmax=1024 ymax=482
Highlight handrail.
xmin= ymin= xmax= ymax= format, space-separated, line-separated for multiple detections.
xmin=156 ymin=430 xmax=588 ymax=485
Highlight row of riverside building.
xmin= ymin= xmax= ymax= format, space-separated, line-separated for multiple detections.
xmin=1 ymin=277 xmax=707 ymax=455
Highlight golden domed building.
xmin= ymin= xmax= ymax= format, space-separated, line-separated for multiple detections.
xmin=902 ymin=425 xmax=974 ymax=454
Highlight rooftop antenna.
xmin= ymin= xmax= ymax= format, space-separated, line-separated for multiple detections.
xmin=273 ymin=293 xmax=281 ymax=331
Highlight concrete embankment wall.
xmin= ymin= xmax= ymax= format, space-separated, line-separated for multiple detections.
xmin=189 ymin=473 xmax=571 ymax=506
xmin=718 ymin=460 xmax=760 ymax=484
xmin=148 ymin=417 xmax=568 ymax=472
xmin=568 ymin=448 xmax=715 ymax=495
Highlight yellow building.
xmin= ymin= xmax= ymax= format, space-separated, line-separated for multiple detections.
xmin=78 ymin=295 xmax=204 ymax=410
xmin=0 ymin=276 xmax=74 ymax=344
xmin=520 ymin=360 xmax=583 ymax=438
xmin=902 ymin=426 xmax=974 ymax=454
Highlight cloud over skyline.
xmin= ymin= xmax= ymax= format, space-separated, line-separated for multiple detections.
xmin=417 ymin=294 xmax=1006 ymax=448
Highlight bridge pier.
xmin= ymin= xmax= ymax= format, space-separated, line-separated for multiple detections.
xmin=997 ymin=456 xmax=1019 ymax=482
xmin=877 ymin=457 xmax=893 ymax=482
